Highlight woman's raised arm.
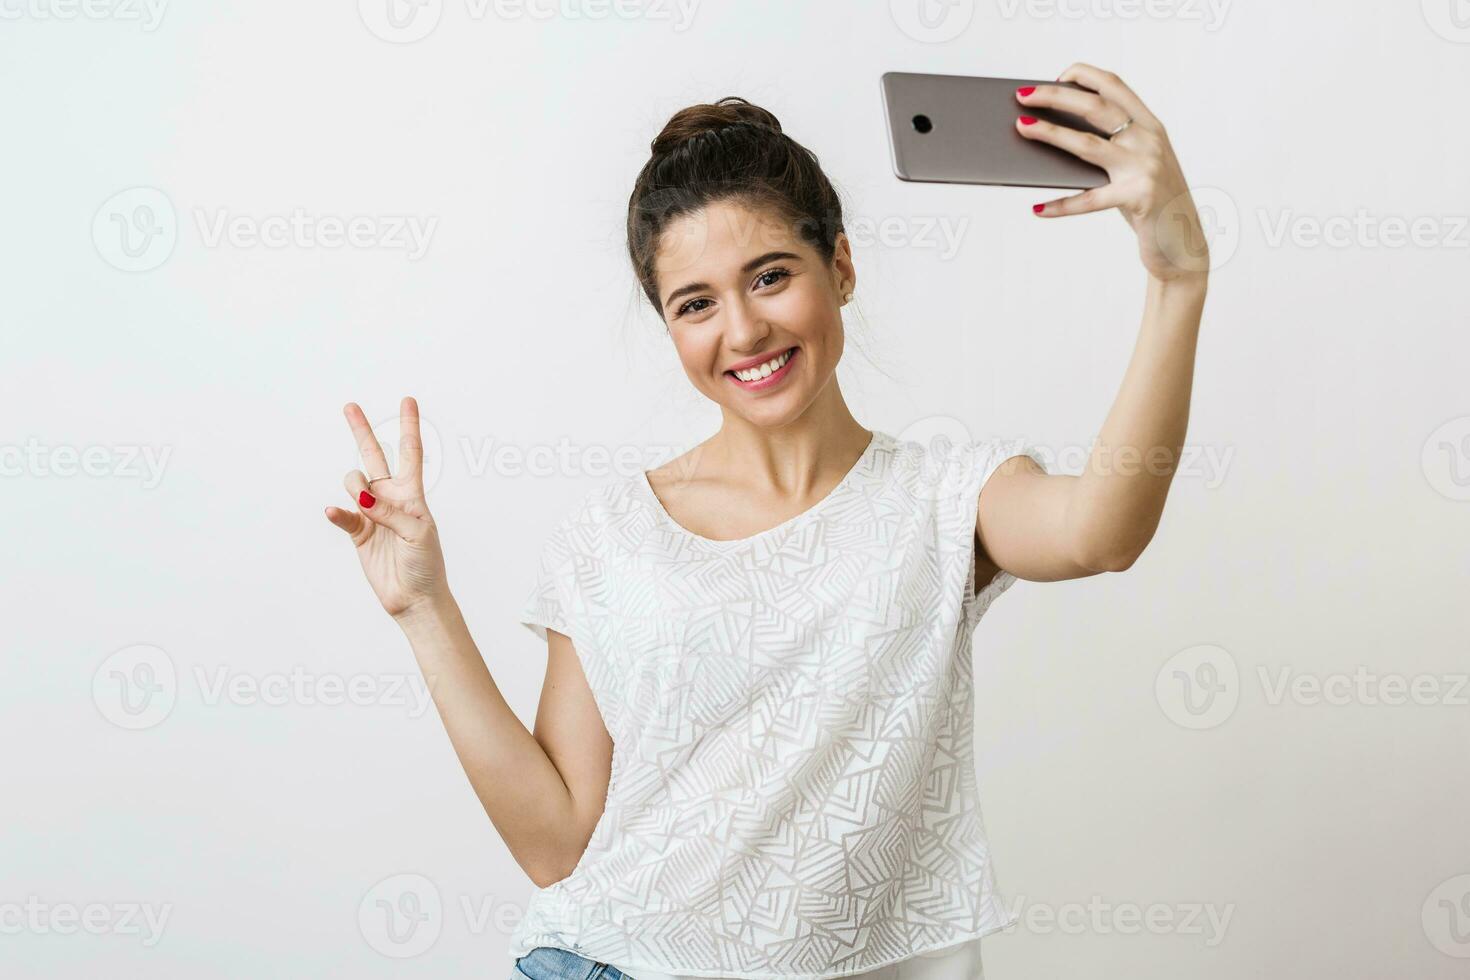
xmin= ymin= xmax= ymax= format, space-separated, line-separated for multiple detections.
xmin=324 ymin=396 xmax=608 ymax=887
xmin=977 ymin=64 xmax=1209 ymax=580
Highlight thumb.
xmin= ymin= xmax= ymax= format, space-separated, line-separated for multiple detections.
xmin=324 ymin=505 xmax=366 ymax=537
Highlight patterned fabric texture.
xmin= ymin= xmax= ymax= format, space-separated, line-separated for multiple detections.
xmin=509 ymin=429 xmax=1047 ymax=980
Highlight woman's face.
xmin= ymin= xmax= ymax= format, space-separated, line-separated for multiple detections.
xmin=653 ymin=200 xmax=855 ymax=428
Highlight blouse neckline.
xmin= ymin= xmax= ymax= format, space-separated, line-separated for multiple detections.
xmin=637 ymin=429 xmax=886 ymax=549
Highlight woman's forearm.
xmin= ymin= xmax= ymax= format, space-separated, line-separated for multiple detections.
xmin=1066 ymin=272 xmax=1207 ymax=570
xmin=393 ymin=593 xmax=584 ymax=886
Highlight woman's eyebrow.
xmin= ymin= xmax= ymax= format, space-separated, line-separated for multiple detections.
xmin=662 ymin=251 xmax=802 ymax=309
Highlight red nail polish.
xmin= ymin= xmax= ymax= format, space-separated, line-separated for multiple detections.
xmin=1033 ymin=203 xmax=1045 ymax=214
xmin=1017 ymin=86 xmax=1035 ymax=97
xmin=359 ymin=490 xmax=376 ymax=508
xmin=1018 ymin=116 xmax=1038 ymax=126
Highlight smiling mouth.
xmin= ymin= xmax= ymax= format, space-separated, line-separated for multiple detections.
xmin=725 ymin=346 xmax=799 ymax=388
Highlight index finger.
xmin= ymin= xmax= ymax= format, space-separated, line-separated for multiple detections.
xmin=343 ymin=402 xmax=392 ymax=479
xmin=1057 ymin=63 xmax=1161 ymax=130
xmin=398 ymin=395 xmax=422 ymax=481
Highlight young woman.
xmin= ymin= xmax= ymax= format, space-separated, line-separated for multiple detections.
xmin=325 ymin=63 xmax=1207 ymax=980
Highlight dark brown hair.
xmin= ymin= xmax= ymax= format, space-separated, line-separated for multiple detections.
xmin=626 ymin=96 xmax=847 ymax=319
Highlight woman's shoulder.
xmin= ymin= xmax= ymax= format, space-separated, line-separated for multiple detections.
xmin=539 ymin=472 xmax=648 ymax=543
xmin=880 ymin=428 xmax=975 ymax=485
xmin=882 ymin=428 xmax=1051 ymax=508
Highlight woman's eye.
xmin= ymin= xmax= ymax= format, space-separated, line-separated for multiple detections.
xmin=674 ymin=269 xmax=790 ymax=318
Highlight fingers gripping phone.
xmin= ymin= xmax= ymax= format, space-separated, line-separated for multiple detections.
xmin=880 ymin=70 xmax=1110 ymax=190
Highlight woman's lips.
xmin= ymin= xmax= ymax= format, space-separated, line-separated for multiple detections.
xmin=725 ymin=347 xmax=798 ymax=391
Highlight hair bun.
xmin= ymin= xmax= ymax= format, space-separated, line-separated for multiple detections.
xmin=650 ymin=96 xmax=783 ymax=156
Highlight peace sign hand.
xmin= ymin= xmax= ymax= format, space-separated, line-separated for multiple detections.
xmin=324 ymin=396 xmax=448 ymax=621
xmin=1016 ymin=63 xmax=1209 ymax=282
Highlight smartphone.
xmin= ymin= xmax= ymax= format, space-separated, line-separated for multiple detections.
xmin=880 ymin=71 xmax=1110 ymax=190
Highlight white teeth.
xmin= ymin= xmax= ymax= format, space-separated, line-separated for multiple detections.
xmin=733 ymin=348 xmax=793 ymax=382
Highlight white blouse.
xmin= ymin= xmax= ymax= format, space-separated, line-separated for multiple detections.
xmin=510 ymin=429 xmax=1045 ymax=979
xmin=606 ymin=933 xmax=985 ymax=979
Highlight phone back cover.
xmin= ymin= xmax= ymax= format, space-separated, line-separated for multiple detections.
xmin=881 ymin=71 xmax=1110 ymax=190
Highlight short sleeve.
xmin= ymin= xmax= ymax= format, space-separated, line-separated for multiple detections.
xmin=517 ymin=494 xmax=624 ymax=735
xmin=949 ymin=437 xmax=1051 ymax=623
xmin=518 ymin=514 xmax=581 ymax=644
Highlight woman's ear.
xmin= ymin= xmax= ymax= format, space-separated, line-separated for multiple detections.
xmin=832 ymin=232 xmax=856 ymax=303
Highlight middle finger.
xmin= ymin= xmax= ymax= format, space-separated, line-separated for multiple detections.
xmin=1015 ymin=114 xmax=1119 ymax=169
xmin=397 ymin=396 xmax=423 ymax=483
xmin=1016 ymin=83 xmax=1129 ymax=136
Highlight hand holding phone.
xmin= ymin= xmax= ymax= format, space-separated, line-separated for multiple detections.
xmin=881 ymin=64 xmax=1210 ymax=281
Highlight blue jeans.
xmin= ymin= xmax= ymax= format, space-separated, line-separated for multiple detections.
xmin=512 ymin=945 xmax=629 ymax=980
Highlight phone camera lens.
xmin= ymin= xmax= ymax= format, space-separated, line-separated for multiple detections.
xmin=911 ymin=114 xmax=933 ymax=134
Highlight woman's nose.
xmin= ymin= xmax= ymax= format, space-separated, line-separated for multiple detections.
xmin=722 ymin=298 xmax=771 ymax=347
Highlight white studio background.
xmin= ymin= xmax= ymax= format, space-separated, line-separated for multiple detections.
xmin=2 ymin=2 xmax=1466 ymax=977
